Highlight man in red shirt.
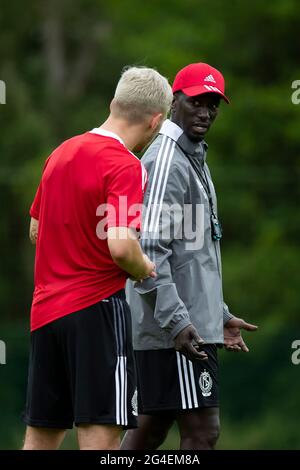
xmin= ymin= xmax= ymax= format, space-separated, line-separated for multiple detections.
xmin=22 ymin=66 xmax=173 ymax=450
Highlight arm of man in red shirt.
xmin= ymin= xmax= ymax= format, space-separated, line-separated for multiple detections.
xmin=29 ymin=217 xmax=39 ymax=244
xmin=108 ymin=226 xmax=155 ymax=281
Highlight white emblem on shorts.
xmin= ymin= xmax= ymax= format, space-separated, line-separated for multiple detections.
xmin=199 ymin=370 xmax=212 ymax=397
xmin=131 ymin=389 xmax=138 ymax=416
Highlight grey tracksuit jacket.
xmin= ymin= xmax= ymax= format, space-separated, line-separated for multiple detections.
xmin=127 ymin=119 xmax=233 ymax=350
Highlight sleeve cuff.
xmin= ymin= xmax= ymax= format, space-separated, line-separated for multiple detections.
xmin=223 ymin=304 xmax=234 ymax=325
xmin=170 ymin=317 xmax=192 ymax=340
xmin=29 ymin=208 xmax=39 ymax=220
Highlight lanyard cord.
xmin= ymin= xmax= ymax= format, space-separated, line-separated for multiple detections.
xmin=185 ymin=155 xmax=217 ymax=217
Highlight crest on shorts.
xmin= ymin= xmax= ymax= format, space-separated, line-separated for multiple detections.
xmin=131 ymin=389 xmax=138 ymax=416
xmin=199 ymin=370 xmax=212 ymax=397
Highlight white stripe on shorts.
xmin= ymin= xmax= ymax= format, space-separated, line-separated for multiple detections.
xmin=176 ymin=352 xmax=198 ymax=409
xmin=113 ymin=297 xmax=128 ymax=426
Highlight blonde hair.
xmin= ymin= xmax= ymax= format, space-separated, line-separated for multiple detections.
xmin=111 ymin=66 xmax=173 ymax=123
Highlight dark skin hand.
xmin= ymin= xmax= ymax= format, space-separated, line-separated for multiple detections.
xmin=224 ymin=317 xmax=258 ymax=352
xmin=174 ymin=325 xmax=208 ymax=361
xmin=175 ymin=317 xmax=258 ymax=360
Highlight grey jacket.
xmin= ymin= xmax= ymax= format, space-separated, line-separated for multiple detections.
xmin=127 ymin=119 xmax=233 ymax=350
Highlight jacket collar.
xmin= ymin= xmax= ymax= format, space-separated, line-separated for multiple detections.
xmin=159 ymin=119 xmax=208 ymax=161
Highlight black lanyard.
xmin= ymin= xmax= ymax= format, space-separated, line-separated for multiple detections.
xmin=185 ymin=155 xmax=217 ymax=217
xmin=185 ymin=154 xmax=223 ymax=241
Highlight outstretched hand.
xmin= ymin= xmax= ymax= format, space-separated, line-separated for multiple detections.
xmin=174 ymin=325 xmax=208 ymax=362
xmin=224 ymin=317 xmax=258 ymax=352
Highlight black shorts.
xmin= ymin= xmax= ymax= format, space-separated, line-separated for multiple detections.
xmin=22 ymin=290 xmax=138 ymax=430
xmin=135 ymin=345 xmax=219 ymax=414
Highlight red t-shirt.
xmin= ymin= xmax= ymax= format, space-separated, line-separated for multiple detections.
xmin=29 ymin=128 xmax=147 ymax=331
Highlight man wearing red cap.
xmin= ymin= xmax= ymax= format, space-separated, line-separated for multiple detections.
xmin=122 ymin=63 xmax=257 ymax=450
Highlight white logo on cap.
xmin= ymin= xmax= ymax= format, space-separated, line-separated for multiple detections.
xmin=204 ymin=74 xmax=216 ymax=83
xmin=204 ymin=85 xmax=221 ymax=93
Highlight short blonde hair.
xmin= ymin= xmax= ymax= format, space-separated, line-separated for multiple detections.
xmin=111 ymin=66 xmax=173 ymax=123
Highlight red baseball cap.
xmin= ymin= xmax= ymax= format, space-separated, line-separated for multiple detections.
xmin=172 ymin=63 xmax=229 ymax=104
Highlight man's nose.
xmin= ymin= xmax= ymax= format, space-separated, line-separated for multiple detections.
xmin=197 ymin=107 xmax=210 ymax=120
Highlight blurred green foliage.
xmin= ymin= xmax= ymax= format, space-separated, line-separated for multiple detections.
xmin=0 ymin=0 xmax=299 ymax=449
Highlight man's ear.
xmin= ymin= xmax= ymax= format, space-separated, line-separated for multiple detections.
xmin=150 ymin=112 xmax=163 ymax=131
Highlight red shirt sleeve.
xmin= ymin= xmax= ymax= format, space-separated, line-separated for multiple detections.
xmin=29 ymin=157 xmax=51 ymax=220
xmin=106 ymin=162 xmax=146 ymax=231
xmin=29 ymin=183 xmax=42 ymax=219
